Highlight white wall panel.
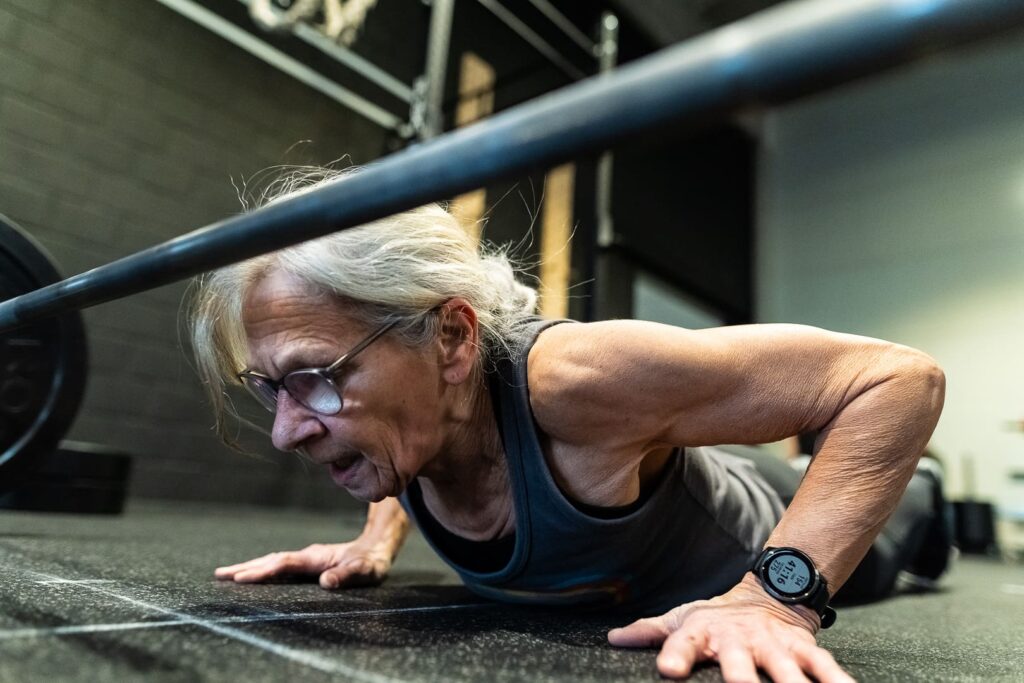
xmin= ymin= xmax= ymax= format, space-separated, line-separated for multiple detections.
xmin=757 ymin=32 xmax=1024 ymax=530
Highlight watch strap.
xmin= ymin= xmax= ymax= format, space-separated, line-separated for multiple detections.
xmin=806 ymin=581 xmax=836 ymax=628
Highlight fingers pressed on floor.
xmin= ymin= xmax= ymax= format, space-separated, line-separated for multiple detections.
xmin=717 ymin=643 xmax=759 ymax=683
xmin=607 ymin=618 xmax=670 ymax=648
xmin=759 ymin=651 xmax=813 ymax=683
xmin=791 ymin=641 xmax=856 ymax=683
xmin=319 ymin=571 xmax=342 ymax=589
xmin=657 ymin=629 xmax=707 ymax=678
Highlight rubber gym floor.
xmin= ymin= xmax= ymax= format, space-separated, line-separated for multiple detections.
xmin=1 ymin=502 xmax=1021 ymax=683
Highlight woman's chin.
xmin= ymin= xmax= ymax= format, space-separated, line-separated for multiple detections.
xmin=341 ymin=484 xmax=392 ymax=503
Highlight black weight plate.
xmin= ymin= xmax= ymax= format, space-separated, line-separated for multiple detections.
xmin=0 ymin=481 xmax=126 ymax=515
xmin=0 ymin=214 xmax=88 ymax=489
xmin=31 ymin=441 xmax=132 ymax=481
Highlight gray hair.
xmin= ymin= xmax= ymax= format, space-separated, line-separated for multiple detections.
xmin=188 ymin=167 xmax=539 ymax=443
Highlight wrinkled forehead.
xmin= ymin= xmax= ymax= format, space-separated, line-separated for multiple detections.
xmin=240 ymin=269 xmax=354 ymax=358
xmin=241 ymin=268 xmax=324 ymax=328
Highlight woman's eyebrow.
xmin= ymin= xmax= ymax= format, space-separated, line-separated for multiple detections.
xmin=240 ymin=355 xmax=291 ymax=380
xmin=274 ymin=348 xmax=339 ymax=375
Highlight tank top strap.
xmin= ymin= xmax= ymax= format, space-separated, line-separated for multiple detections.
xmin=486 ymin=318 xmax=575 ymax=510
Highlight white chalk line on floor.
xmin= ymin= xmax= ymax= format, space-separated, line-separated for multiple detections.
xmin=1000 ymin=583 xmax=1024 ymax=595
xmin=0 ymin=603 xmax=487 ymax=641
xmin=9 ymin=565 xmax=489 ymax=683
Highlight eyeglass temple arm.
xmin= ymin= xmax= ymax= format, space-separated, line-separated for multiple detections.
xmin=326 ymin=320 xmax=399 ymax=373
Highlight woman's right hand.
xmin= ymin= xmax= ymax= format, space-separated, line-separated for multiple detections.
xmin=214 ymin=540 xmax=393 ymax=589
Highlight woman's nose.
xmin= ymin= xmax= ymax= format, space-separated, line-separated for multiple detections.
xmin=271 ymin=390 xmax=326 ymax=452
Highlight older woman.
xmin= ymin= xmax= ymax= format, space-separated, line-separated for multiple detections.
xmin=191 ymin=178 xmax=947 ymax=683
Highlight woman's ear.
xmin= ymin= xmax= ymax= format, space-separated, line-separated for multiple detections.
xmin=437 ymin=297 xmax=480 ymax=385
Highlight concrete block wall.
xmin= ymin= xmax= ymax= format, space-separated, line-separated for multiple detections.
xmin=0 ymin=0 xmax=390 ymax=508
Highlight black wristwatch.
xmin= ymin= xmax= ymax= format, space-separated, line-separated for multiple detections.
xmin=752 ymin=547 xmax=836 ymax=629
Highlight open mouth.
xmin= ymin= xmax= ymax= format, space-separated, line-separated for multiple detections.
xmin=328 ymin=452 xmax=362 ymax=486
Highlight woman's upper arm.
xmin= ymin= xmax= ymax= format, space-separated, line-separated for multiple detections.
xmin=527 ymin=319 xmax=939 ymax=451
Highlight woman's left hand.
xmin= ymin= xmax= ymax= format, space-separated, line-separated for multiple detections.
xmin=607 ymin=573 xmax=856 ymax=682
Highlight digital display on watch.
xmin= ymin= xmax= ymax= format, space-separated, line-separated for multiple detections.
xmin=767 ymin=554 xmax=811 ymax=595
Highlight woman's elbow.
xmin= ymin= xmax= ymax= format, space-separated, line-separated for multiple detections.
xmin=895 ymin=348 xmax=946 ymax=419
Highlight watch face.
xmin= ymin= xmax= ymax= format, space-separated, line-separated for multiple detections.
xmin=767 ymin=553 xmax=812 ymax=596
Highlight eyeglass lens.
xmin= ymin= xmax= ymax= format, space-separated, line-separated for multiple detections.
xmin=240 ymin=376 xmax=277 ymax=411
xmin=284 ymin=372 xmax=343 ymax=414
xmin=240 ymin=373 xmax=343 ymax=415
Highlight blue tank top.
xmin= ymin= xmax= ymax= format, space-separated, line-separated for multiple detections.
xmin=399 ymin=319 xmax=784 ymax=615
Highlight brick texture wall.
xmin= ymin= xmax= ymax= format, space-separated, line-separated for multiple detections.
xmin=0 ymin=0 xmax=391 ymax=508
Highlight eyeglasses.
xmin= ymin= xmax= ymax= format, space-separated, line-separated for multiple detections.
xmin=237 ymin=320 xmax=398 ymax=416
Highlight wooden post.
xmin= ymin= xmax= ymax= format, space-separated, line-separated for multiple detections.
xmin=539 ymin=163 xmax=575 ymax=319
xmin=449 ymin=52 xmax=495 ymax=246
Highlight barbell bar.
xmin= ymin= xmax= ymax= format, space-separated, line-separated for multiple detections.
xmin=1 ymin=0 xmax=1023 ymax=334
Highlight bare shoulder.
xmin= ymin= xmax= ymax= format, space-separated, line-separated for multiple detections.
xmin=526 ymin=319 xmax=668 ymax=451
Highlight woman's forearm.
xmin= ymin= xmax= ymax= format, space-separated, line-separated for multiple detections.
xmin=359 ymin=497 xmax=411 ymax=561
xmin=764 ymin=354 xmax=945 ymax=594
